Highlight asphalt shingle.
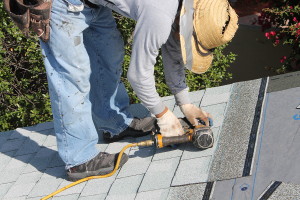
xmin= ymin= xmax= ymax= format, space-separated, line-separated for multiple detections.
xmin=15 ymin=139 xmax=42 ymax=156
xmin=80 ymin=177 xmax=116 ymax=197
xmin=20 ymin=122 xmax=54 ymax=133
xmin=127 ymin=103 xmax=152 ymax=118
xmin=152 ymin=145 xmax=184 ymax=161
xmin=267 ymin=71 xmax=300 ymax=93
xmin=8 ymin=130 xmax=24 ymax=140
xmin=15 ymin=128 xmax=32 ymax=138
xmin=28 ymin=166 xmax=65 ymax=198
xmin=55 ymin=180 xmax=86 ymax=197
xmin=138 ymin=157 xmax=180 ymax=192
xmin=172 ymin=105 xmax=185 ymax=118
xmin=52 ymin=194 xmax=80 ymax=200
xmin=135 ymin=189 xmax=170 ymax=200
xmin=42 ymin=134 xmax=57 ymax=147
xmin=105 ymin=139 xmax=134 ymax=155
xmin=24 ymin=148 xmax=56 ymax=173
xmin=106 ymin=175 xmax=143 ymax=200
xmin=105 ymin=194 xmax=136 ymax=200
xmin=14 ymin=172 xmax=42 ymax=186
xmin=3 ymin=183 xmax=36 ymax=199
xmin=162 ymin=98 xmax=176 ymax=111
xmin=0 ymin=183 xmax=14 ymax=199
xmin=200 ymin=103 xmax=227 ymax=128
xmin=5 ymin=154 xmax=33 ymax=170
xmin=0 ymin=168 xmax=23 ymax=184
xmin=26 ymin=197 xmax=45 ymax=200
xmin=78 ymin=194 xmax=106 ymax=200
xmin=201 ymin=84 xmax=232 ymax=106
xmin=0 ymin=139 xmax=26 ymax=153
xmin=23 ymin=151 xmax=56 ymax=173
xmin=188 ymin=90 xmax=205 ymax=103
xmin=117 ymin=147 xmax=154 ymax=178
xmin=2 ymin=196 xmax=27 ymax=200
xmin=0 ymin=137 xmax=7 ymax=149
xmin=167 ymin=183 xmax=208 ymax=200
xmin=171 ymin=156 xmax=211 ymax=186
xmin=0 ymin=151 xmax=15 ymax=172
xmin=27 ymin=132 xmax=48 ymax=145
xmin=9 ymin=176 xmax=38 ymax=198
xmin=0 ymin=131 xmax=12 ymax=138
xmin=48 ymin=151 xmax=66 ymax=168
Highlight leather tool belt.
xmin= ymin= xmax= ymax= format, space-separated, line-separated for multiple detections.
xmin=4 ymin=0 xmax=52 ymax=42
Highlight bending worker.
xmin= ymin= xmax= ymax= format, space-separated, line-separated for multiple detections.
xmin=4 ymin=0 xmax=238 ymax=181
xmin=88 ymin=0 xmax=238 ymax=136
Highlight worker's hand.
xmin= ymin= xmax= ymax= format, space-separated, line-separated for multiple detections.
xmin=180 ymin=104 xmax=212 ymax=126
xmin=156 ymin=109 xmax=184 ymax=137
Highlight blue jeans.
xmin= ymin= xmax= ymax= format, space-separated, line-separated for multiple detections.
xmin=40 ymin=0 xmax=133 ymax=168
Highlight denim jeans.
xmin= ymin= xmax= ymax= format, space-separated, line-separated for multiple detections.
xmin=40 ymin=0 xmax=133 ymax=168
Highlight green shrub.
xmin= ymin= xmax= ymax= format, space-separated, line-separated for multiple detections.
xmin=0 ymin=2 xmax=52 ymax=131
xmin=0 ymin=5 xmax=236 ymax=131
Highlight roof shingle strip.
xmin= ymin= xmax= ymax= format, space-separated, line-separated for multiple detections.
xmin=267 ymin=71 xmax=300 ymax=93
xmin=208 ymin=78 xmax=267 ymax=181
xmin=166 ymin=182 xmax=215 ymax=200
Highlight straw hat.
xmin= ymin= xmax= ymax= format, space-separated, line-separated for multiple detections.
xmin=180 ymin=0 xmax=239 ymax=74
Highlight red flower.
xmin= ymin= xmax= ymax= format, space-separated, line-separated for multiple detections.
xmin=270 ymin=31 xmax=276 ymax=36
xmin=297 ymin=29 xmax=300 ymax=37
xmin=280 ymin=56 xmax=287 ymax=63
xmin=293 ymin=17 xmax=298 ymax=22
xmin=274 ymin=39 xmax=280 ymax=45
xmin=265 ymin=32 xmax=271 ymax=39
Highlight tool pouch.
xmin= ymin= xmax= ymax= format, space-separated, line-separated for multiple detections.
xmin=4 ymin=0 xmax=52 ymax=42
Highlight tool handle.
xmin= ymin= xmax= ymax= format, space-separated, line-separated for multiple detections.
xmin=156 ymin=134 xmax=191 ymax=148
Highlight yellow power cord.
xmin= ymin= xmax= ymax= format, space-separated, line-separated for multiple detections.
xmin=41 ymin=140 xmax=154 ymax=200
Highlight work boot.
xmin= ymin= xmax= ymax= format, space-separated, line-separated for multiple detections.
xmin=67 ymin=152 xmax=128 ymax=182
xmin=103 ymin=117 xmax=156 ymax=143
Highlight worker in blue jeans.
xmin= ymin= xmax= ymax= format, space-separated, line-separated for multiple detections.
xmin=4 ymin=0 xmax=215 ymax=181
xmin=42 ymin=0 xmax=212 ymax=181
xmin=38 ymin=0 xmax=158 ymax=181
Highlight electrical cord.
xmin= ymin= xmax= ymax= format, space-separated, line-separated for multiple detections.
xmin=41 ymin=143 xmax=137 ymax=200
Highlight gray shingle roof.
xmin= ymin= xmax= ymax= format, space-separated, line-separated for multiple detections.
xmin=0 ymin=71 xmax=300 ymax=200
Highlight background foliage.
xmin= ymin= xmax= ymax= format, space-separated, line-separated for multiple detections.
xmin=0 ymin=3 xmax=235 ymax=131
xmin=256 ymin=0 xmax=300 ymax=73
xmin=0 ymin=2 xmax=51 ymax=131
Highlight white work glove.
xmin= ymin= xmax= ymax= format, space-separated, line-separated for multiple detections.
xmin=180 ymin=104 xmax=212 ymax=126
xmin=156 ymin=109 xmax=184 ymax=137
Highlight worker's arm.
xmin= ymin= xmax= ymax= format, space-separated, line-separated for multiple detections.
xmin=162 ymin=23 xmax=212 ymax=127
